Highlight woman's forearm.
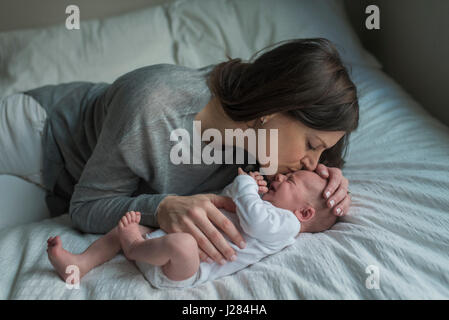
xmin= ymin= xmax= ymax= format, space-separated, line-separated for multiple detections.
xmin=69 ymin=193 xmax=172 ymax=234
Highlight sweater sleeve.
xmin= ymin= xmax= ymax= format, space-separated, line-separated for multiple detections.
xmin=224 ymin=175 xmax=301 ymax=244
xmin=69 ymin=67 xmax=177 ymax=234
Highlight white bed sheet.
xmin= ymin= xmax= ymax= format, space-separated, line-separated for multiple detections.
xmin=1 ymin=64 xmax=448 ymax=299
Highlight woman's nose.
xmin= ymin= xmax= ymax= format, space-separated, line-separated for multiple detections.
xmin=275 ymin=173 xmax=286 ymax=181
xmin=301 ymin=154 xmax=320 ymax=171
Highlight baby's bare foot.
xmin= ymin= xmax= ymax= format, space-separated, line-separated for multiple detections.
xmin=117 ymin=211 xmax=143 ymax=260
xmin=46 ymin=236 xmax=86 ymax=284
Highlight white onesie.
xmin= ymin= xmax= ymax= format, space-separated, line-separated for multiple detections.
xmin=135 ymin=174 xmax=301 ymax=289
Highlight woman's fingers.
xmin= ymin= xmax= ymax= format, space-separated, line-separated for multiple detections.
xmin=320 ymin=166 xmax=351 ymax=216
xmin=315 ymin=163 xmax=330 ymax=179
xmin=193 ymin=212 xmax=236 ymax=264
xmin=332 ymin=193 xmax=351 ymax=217
xmin=207 ymin=196 xmax=245 ymax=244
xmin=322 ymin=167 xmax=346 ymax=199
xmin=206 ymin=201 xmax=246 ymax=254
xmin=326 ymin=184 xmax=350 ymax=216
xmin=198 ymin=247 xmax=213 ymax=263
xmin=186 ymin=217 xmax=228 ymax=264
xmin=156 ymin=194 xmax=245 ymax=265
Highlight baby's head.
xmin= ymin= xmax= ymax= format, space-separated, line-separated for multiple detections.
xmin=262 ymin=170 xmax=337 ymax=233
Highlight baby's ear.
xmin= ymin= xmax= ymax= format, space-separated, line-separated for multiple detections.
xmin=294 ymin=207 xmax=315 ymax=222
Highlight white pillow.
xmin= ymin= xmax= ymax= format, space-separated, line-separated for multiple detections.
xmin=0 ymin=4 xmax=176 ymax=98
xmin=169 ymin=0 xmax=381 ymax=69
xmin=0 ymin=0 xmax=380 ymax=99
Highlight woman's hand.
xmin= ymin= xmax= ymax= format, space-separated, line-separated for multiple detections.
xmin=156 ymin=193 xmax=247 ymax=265
xmin=238 ymin=167 xmax=268 ymax=194
xmin=315 ymin=163 xmax=351 ymax=216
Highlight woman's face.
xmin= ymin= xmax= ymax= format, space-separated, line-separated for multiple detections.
xmin=256 ymin=113 xmax=345 ymax=181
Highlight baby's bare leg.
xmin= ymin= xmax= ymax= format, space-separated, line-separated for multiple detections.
xmin=118 ymin=211 xmax=200 ymax=281
xmin=47 ymin=220 xmax=152 ymax=284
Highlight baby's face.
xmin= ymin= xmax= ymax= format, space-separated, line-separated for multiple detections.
xmin=261 ymin=170 xmax=326 ymax=212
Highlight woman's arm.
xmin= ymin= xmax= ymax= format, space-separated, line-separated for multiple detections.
xmin=68 ymin=117 xmax=175 ymax=234
xmin=68 ymin=66 xmax=176 ymax=233
xmin=69 ymin=64 xmax=246 ymax=264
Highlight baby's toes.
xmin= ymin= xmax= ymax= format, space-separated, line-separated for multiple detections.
xmin=48 ymin=236 xmax=58 ymax=246
xmin=54 ymin=236 xmax=62 ymax=245
xmin=134 ymin=211 xmax=141 ymax=224
xmin=130 ymin=211 xmax=139 ymax=223
xmin=128 ymin=211 xmax=137 ymax=223
xmin=127 ymin=211 xmax=137 ymax=222
xmin=121 ymin=215 xmax=129 ymax=227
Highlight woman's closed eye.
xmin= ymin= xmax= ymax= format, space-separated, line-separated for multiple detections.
xmin=307 ymin=141 xmax=316 ymax=151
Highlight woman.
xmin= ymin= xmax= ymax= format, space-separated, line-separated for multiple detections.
xmin=0 ymin=38 xmax=357 ymax=265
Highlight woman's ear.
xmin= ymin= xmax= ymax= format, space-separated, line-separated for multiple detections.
xmin=263 ymin=113 xmax=278 ymax=123
xmin=294 ymin=207 xmax=315 ymax=222
xmin=244 ymin=113 xmax=279 ymax=129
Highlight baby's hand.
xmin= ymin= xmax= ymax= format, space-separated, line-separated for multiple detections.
xmin=238 ymin=168 xmax=268 ymax=194
xmin=237 ymin=167 xmax=248 ymax=176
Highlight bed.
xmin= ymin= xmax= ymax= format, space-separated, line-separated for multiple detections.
xmin=0 ymin=0 xmax=448 ymax=299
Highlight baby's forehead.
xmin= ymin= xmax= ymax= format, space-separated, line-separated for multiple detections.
xmin=292 ymin=170 xmax=322 ymax=179
xmin=292 ymin=170 xmax=327 ymax=188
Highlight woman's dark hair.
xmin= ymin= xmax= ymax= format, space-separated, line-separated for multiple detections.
xmin=206 ymin=38 xmax=359 ymax=169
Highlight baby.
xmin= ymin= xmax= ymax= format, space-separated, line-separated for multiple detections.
xmin=47 ymin=168 xmax=337 ymax=288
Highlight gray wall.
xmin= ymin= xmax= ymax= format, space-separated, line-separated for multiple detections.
xmin=344 ymin=0 xmax=449 ymax=127
xmin=1 ymin=0 xmax=448 ymax=127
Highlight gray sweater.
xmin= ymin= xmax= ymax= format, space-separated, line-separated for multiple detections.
xmin=25 ymin=64 xmax=256 ymax=233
